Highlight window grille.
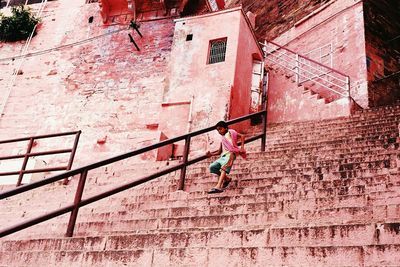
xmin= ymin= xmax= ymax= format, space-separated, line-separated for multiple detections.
xmin=208 ymin=38 xmax=227 ymax=64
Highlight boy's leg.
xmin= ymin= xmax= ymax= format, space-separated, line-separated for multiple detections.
xmin=215 ymin=153 xmax=235 ymax=189
xmin=215 ymin=169 xmax=228 ymax=189
xmin=209 ymin=160 xmax=221 ymax=176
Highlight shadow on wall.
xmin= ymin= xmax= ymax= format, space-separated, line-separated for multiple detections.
xmin=369 ymin=75 xmax=400 ymax=107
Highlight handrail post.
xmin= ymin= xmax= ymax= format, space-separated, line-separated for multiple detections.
xmin=16 ymin=138 xmax=34 ymax=187
xmin=261 ymin=110 xmax=267 ymax=152
xmin=178 ymin=136 xmax=191 ymax=190
xmin=262 ymin=40 xmax=267 ymax=57
xmin=66 ymin=169 xmax=88 ymax=237
xmin=295 ymin=54 xmax=300 ymax=85
xmin=63 ymin=131 xmax=82 ymax=185
xmin=345 ymin=76 xmax=350 ymax=97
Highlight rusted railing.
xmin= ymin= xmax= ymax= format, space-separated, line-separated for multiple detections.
xmin=260 ymin=40 xmax=350 ymax=99
xmin=0 ymin=110 xmax=267 ymax=238
xmin=0 ymin=131 xmax=81 ymax=187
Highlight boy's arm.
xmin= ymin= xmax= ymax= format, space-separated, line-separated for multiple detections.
xmin=206 ymin=143 xmax=222 ymax=157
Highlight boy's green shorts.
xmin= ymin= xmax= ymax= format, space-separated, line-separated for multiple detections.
xmin=209 ymin=153 xmax=235 ymax=175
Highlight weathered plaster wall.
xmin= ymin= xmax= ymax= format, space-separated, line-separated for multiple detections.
xmin=272 ymin=0 xmax=368 ymax=108
xmin=230 ymin=11 xmax=263 ymax=129
xmin=364 ymin=0 xmax=400 ymax=107
xmin=0 ymin=0 xmax=174 ymax=169
xmin=267 ymin=67 xmax=352 ymax=124
xmin=261 ymin=0 xmax=369 ymax=123
xmin=162 ymin=8 xmax=241 ymax=150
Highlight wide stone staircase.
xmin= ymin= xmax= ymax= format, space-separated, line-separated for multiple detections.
xmin=1 ymin=104 xmax=400 ymax=266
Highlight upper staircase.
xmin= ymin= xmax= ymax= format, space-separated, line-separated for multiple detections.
xmin=1 ymin=103 xmax=400 ymax=266
xmin=261 ymin=41 xmax=358 ymax=123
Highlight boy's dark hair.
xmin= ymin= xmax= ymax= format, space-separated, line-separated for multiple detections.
xmin=215 ymin=121 xmax=228 ymax=129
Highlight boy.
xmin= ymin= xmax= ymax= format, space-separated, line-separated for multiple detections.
xmin=206 ymin=121 xmax=246 ymax=194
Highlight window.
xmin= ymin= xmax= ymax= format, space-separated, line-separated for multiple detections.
xmin=186 ymin=34 xmax=193 ymax=41
xmin=208 ymin=38 xmax=227 ymax=64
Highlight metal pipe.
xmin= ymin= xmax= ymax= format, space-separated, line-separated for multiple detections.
xmin=0 ymin=166 xmax=69 ymax=176
xmin=261 ymin=110 xmax=267 ymax=152
xmin=178 ymin=136 xmax=191 ymax=190
xmin=16 ymin=138 xmax=34 ymax=187
xmin=264 ymin=55 xmax=348 ymax=97
xmin=0 ymin=149 xmax=72 ymax=161
xmin=0 ymin=131 xmax=80 ymax=144
xmin=0 ymin=132 xmax=266 ymax=237
xmin=295 ymin=54 xmax=299 ymax=85
xmin=64 ymin=131 xmax=81 ymax=185
xmin=265 ymin=47 xmax=347 ymax=84
xmin=66 ymin=169 xmax=88 ymax=237
xmin=264 ymin=40 xmax=348 ymax=77
xmin=0 ymin=110 xmax=266 ymax=200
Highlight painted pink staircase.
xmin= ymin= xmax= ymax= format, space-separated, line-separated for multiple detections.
xmin=1 ymin=104 xmax=400 ymax=266
xmin=262 ymin=41 xmax=358 ymax=123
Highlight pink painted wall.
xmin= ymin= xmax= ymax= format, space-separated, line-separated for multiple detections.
xmin=161 ymin=7 xmax=261 ymax=152
xmin=266 ymin=0 xmax=368 ymax=123
xmin=230 ymin=12 xmax=264 ymax=130
xmin=0 ymin=1 xmax=175 ymax=170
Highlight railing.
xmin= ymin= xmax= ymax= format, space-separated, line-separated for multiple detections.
xmin=0 ymin=131 xmax=81 ymax=187
xmin=0 ymin=110 xmax=267 ymax=238
xmin=260 ymin=40 xmax=350 ymax=99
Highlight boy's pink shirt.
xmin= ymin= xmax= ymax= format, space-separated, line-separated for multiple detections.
xmin=221 ymin=129 xmax=247 ymax=158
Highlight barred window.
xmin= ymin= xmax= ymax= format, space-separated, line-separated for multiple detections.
xmin=208 ymin=38 xmax=227 ymax=64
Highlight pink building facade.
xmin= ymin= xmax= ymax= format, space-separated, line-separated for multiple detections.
xmin=158 ymin=7 xmax=263 ymax=158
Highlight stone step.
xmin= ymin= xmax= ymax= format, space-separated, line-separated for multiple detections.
xmin=266 ymin=105 xmax=400 ymax=129
xmin=265 ymin=125 xmax=399 ymax=144
xmin=3 ymin=222 xmax=400 ymax=252
xmin=1 ymin=182 xmax=400 ymax=241
xmin=1 ymin=241 xmax=399 ymax=266
xmin=2 ymin=164 xmax=399 ymax=215
xmin=267 ymin=118 xmax=399 ymax=134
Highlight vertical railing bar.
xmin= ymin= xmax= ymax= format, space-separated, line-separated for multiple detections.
xmin=264 ymin=43 xmax=347 ymax=84
xmin=63 ymin=131 xmax=82 ymax=185
xmin=16 ymin=138 xmax=34 ymax=187
xmin=346 ymin=76 xmax=350 ymax=97
xmin=295 ymin=54 xmax=299 ymax=85
xmin=178 ymin=136 xmax=191 ymax=190
xmin=66 ymin=169 xmax=88 ymax=237
xmin=261 ymin=110 xmax=267 ymax=152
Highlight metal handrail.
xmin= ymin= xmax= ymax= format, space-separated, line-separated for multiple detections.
xmin=264 ymin=44 xmax=347 ymax=85
xmin=267 ymin=40 xmax=348 ymax=77
xmin=269 ymin=48 xmax=347 ymax=84
xmin=265 ymin=51 xmax=348 ymax=96
xmin=260 ymin=40 xmax=350 ymax=98
xmin=265 ymin=55 xmax=348 ymax=97
xmin=0 ymin=131 xmax=81 ymax=186
xmin=0 ymin=110 xmax=267 ymax=238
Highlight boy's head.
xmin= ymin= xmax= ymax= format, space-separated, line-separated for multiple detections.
xmin=215 ymin=121 xmax=228 ymax=135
